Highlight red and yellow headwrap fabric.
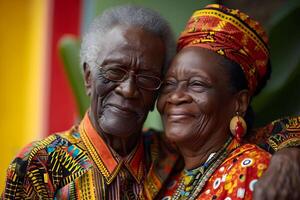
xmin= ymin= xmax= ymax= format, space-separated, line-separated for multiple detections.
xmin=178 ymin=4 xmax=270 ymax=95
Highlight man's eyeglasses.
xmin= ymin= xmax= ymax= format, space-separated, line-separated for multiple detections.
xmin=99 ymin=66 xmax=162 ymax=91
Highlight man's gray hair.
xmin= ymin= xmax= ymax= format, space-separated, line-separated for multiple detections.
xmin=80 ymin=5 xmax=175 ymax=74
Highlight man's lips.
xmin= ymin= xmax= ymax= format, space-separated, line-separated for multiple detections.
xmin=106 ymin=104 xmax=137 ymax=115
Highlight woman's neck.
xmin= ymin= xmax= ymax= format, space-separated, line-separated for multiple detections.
xmin=178 ymin=130 xmax=230 ymax=170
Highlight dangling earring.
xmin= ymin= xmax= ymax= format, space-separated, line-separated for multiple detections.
xmin=230 ymin=112 xmax=247 ymax=142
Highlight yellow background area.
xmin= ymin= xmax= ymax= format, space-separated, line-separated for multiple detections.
xmin=0 ymin=0 xmax=49 ymax=190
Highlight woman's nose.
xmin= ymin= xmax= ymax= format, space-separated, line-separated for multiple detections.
xmin=167 ymin=85 xmax=192 ymax=105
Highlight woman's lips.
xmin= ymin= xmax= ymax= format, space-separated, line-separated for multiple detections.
xmin=167 ymin=111 xmax=194 ymax=121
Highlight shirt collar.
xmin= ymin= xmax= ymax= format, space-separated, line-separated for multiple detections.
xmin=80 ymin=112 xmax=145 ymax=184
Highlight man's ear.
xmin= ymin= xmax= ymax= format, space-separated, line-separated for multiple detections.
xmin=234 ymin=89 xmax=250 ymax=116
xmin=83 ymin=62 xmax=92 ymax=97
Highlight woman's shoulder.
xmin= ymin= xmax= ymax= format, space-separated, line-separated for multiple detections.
xmin=226 ymin=143 xmax=271 ymax=162
xmin=201 ymin=144 xmax=271 ymax=199
xmin=220 ymin=143 xmax=271 ymax=175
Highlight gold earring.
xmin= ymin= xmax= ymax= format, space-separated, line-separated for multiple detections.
xmin=229 ymin=112 xmax=247 ymax=142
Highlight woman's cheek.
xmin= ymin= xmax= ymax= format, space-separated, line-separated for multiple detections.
xmin=156 ymin=95 xmax=166 ymax=114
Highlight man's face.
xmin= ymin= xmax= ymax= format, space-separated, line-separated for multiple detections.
xmin=85 ymin=25 xmax=165 ymax=138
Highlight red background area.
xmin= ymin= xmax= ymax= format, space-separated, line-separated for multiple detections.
xmin=47 ymin=0 xmax=82 ymax=135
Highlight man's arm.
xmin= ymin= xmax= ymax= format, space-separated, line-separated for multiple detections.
xmin=2 ymin=142 xmax=41 ymax=199
xmin=253 ymin=147 xmax=300 ymax=200
xmin=248 ymin=116 xmax=300 ymax=200
xmin=2 ymin=158 xmax=28 ymax=199
xmin=2 ymin=137 xmax=56 ymax=199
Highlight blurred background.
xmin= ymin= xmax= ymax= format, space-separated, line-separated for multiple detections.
xmin=1 ymin=0 xmax=300 ymax=189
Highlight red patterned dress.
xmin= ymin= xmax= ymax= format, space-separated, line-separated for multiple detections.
xmin=161 ymin=140 xmax=271 ymax=200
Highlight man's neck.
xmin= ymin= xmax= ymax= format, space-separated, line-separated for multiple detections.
xmin=88 ymin=112 xmax=140 ymax=157
xmin=102 ymin=132 xmax=140 ymax=157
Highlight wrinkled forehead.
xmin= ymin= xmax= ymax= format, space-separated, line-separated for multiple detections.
xmin=97 ymin=25 xmax=165 ymax=73
xmin=99 ymin=25 xmax=160 ymax=54
xmin=165 ymin=47 xmax=233 ymax=86
xmin=168 ymin=47 xmax=226 ymax=73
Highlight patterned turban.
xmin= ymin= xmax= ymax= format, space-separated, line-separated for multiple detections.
xmin=177 ymin=4 xmax=269 ymax=95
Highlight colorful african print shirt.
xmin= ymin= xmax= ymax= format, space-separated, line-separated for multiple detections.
xmin=161 ymin=141 xmax=271 ymax=200
xmin=248 ymin=116 xmax=300 ymax=153
xmin=2 ymin=114 xmax=300 ymax=199
xmin=2 ymin=113 xmax=179 ymax=200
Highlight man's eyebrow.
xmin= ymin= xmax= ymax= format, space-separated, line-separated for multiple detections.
xmin=97 ymin=55 xmax=127 ymax=66
xmin=98 ymin=55 xmax=162 ymax=75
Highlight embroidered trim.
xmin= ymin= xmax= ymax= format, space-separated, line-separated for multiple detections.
xmin=80 ymin=124 xmax=121 ymax=184
xmin=192 ymin=9 xmax=268 ymax=54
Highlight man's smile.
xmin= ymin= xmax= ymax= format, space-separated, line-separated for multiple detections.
xmin=106 ymin=104 xmax=138 ymax=116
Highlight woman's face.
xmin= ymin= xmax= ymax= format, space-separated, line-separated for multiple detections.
xmin=157 ymin=47 xmax=238 ymax=147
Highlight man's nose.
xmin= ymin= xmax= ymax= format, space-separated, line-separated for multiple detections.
xmin=115 ymin=74 xmax=139 ymax=98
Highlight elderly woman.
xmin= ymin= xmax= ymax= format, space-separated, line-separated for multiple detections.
xmin=158 ymin=4 xmax=274 ymax=199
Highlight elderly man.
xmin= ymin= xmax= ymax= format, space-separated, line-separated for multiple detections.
xmin=3 ymin=5 xmax=176 ymax=200
xmin=2 ymin=5 xmax=300 ymax=200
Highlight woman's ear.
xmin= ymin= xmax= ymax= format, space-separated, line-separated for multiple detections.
xmin=234 ymin=89 xmax=250 ymax=116
xmin=83 ymin=62 xmax=92 ymax=97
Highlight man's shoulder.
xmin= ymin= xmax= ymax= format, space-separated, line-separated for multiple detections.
xmin=9 ymin=126 xmax=90 ymax=177
xmin=3 ymin=126 xmax=93 ymax=198
xmin=16 ymin=126 xmax=82 ymax=160
xmin=250 ymin=116 xmax=300 ymax=152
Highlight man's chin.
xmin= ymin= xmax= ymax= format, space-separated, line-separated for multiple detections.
xmin=98 ymin=115 xmax=144 ymax=138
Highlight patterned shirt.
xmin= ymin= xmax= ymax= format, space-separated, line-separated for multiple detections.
xmin=160 ymin=142 xmax=271 ymax=200
xmin=159 ymin=116 xmax=300 ymax=200
xmin=2 ymin=114 xmax=179 ymax=199
xmin=2 ymin=115 xmax=300 ymax=199
xmin=247 ymin=116 xmax=300 ymax=153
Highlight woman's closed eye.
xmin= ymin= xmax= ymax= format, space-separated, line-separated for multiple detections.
xmin=189 ymin=80 xmax=210 ymax=92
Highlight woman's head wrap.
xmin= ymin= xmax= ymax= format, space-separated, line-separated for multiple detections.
xmin=178 ymin=4 xmax=270 ymax=95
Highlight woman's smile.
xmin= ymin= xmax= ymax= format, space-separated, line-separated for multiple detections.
xmin=166 ymin=108 xmax=195 ymax=122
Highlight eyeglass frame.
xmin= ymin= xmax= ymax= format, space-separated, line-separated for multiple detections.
xmin=97 ymin=65 xmax=163 ymax=91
